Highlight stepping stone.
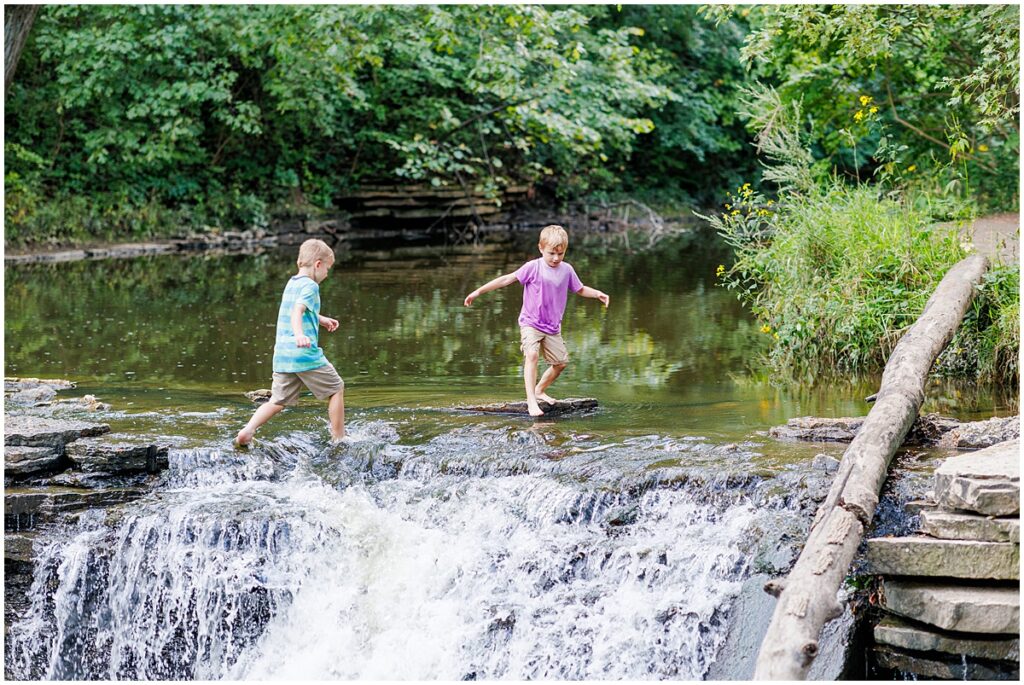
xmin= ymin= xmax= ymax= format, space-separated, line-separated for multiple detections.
xmin=880 ymin=580 xmax=1019 ymax=634
xmin=874 ymin=615 xmax=1020 ymax=662
xmin=455 ymin=397 xmax=598 ymax=417
xmin=66 ymin=438 xmax=170 ymax=474
xmin=934 ymin=439 xmax=1020 ymax=516
xmin=872 ymin=645 xmax=1018 ymax=680
xmin=4 ymin=415 xmax=109 ymax=449
xmin=866 ymin=536 xmax=1019 ymax=580
xmin=4 ymin=445 xmax=65 ymax=479
xmin=920 ymin=508 xmax=1020 ymax=543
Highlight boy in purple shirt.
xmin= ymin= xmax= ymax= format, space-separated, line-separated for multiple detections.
xmin=464 ymin=225 xmax=609 ymax=416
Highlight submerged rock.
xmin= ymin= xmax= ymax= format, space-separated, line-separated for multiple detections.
xmin=454 ymin=397 xmax=599 ymax=417
xmin=770 ymin=413 xmax=1018 ymax=448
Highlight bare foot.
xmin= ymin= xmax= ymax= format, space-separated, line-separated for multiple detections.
xmin=235 ymin=428 xmax=254 ymax=447
xmin=535 ymin=391 xmax=558 ymax=404
xmin=528 ymin=402 xmax=545 ymax=417
xmin=330 ymin=431 xmax=347 ymax=444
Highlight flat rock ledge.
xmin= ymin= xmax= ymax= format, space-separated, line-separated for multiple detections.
xmin=873 ymin=644 xmax=1018 ymax=680
xmin=66 ymin=438 xmax=171 ymax=474
xmin=874 ymin=615 xmax=1020 ymax=662
xmin=4 ymin=415 xmax=110 ymax=449
xmin=770 ymin=413 xmax=1018 ymax=449
xmin=880 ymin=580 xmax=1020 ymax=634
xmin=454 ymin=397 xmax=599 ymax=417
xmin=920 ymin=509 xmax=1020 ymax=543
xmin=934 ymin=439 xmax=1020 ymax=516
xmin=866 ymin=537 xmax=1019 ymax=580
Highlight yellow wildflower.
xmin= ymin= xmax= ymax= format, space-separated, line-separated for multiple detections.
xmin=760 ymin=324 xmax=772 ymax=334
xmin=859 ymin=95 xmax=872 ymax=106
xmin=724 ymin=203 xmax=731 ymax=210
xmin=907 ymin=164 xmax=917 ymax=172
xmin=978 ymin=144 xmax=989 ymax=152
xmin=716 ymin=264 xmax=726 ymax=277
xmin=766 ymin=199 xmax=774 ymax=206
xmin=869 ymin=106 xmax=878 ymax=114
xmin=854 ymin=110 xmax=864 ymax=122
xmin=731 ymin=210 xmax=740 ymax=216
xmin=773 ymin=332 xmax=780 ymax=340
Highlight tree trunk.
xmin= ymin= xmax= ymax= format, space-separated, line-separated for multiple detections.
xmin=753 ymin=254 xmax=989 ymax=680
xmin=5 ymin=4 xmax=39 ymax=98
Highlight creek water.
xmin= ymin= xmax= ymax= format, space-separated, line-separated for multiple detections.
xmin=4 ymin=232 xmax=1014 ymax=679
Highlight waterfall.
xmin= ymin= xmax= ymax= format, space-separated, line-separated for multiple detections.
xmin=7 ymin=422 xmax=812 ymax=680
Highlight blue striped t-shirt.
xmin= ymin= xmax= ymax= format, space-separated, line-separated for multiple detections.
xmin=272 ymin=275 xmax=328 ymax=372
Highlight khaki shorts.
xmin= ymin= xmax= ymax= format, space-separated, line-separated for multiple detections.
xmin=520 ymin=326 xmax=569 ymax=366
xmin=269 ymin=363 xmax=344 ymax=406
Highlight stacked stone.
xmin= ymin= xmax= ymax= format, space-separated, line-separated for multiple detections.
xmin=866 ymin=438 xmax=1020 ymax=680
xmin=4 ymin=378 xmax=171 ymax=639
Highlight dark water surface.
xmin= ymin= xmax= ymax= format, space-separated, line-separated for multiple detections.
xmin=5 ymin=233 xmax=1013 ymax=458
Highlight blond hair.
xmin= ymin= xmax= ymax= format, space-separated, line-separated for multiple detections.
xmin=297 ymin=239 xmax=334 ymax=267
xmin=538 ymin=225 xmax=568 ymax=249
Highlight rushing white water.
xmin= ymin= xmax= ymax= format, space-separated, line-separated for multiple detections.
xmin=7 ymin=421 xmax=811 ymax=680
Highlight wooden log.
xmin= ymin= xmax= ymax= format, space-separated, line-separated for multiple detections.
xmin=753 ymin=254 xmax=989 ymax=680
xmin=455 ymin=397 xmax=598 ymax=416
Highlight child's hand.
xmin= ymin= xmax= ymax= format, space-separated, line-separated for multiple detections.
xmin=597 ymin=291 xmax=610 ymax=307
xmin=464 ymin=292 xmax=477 ymax=306
xmin=321 ymin=317 xmax=339 ymax=332
xmin=295 ymin=334 xmax=312 ymax=348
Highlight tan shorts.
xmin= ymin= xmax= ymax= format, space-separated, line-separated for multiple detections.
xmin=269 ymin=363 xmax=344 ymax=406
xmin=520 ymin=326 xmax=569 ymax=366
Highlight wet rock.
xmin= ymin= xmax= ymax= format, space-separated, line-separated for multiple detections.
xmin=66 ymin=438 xmax=170 ymax=474
xmin=811 ymin=453 xmax=841 ymax=474
xmin=874 ymin=615 xmax=1020 ymax=662
xmin=866 ymin=537 xmax=1019 ymax=580
xmin=920 ymin=509 xmax=1020 ymax=543
xmin=52 ymin=395 xmax=111 ymax=412
xmin=770 ymin=413 xmax=1015 ymax=448
xmin=4 ymin=445 xmax=65 ymax=479
xmin=4 ymin=532 xmax=36 ymax=565
xmin=880 ymin=580 xmax=1020 ymax=634
xmin=604 ymin=505 xmax=639 ymax=527
xmin=4 ymin=377 xmax=76 ymax=392
xmin=454 ymin=397 xmax=599 ymax=417
xmin=4 ymin=415 xmax=109 ymax=448
xmin=5 ymin=486 xmax=149 ymax=531
xmin=933 ymin=439 xmax=1019 ymax=516
xmin=937 ymin=415 xmax=1021 ymax=449
xmin=872 ymin=645 xmax=1018 ymax=680
xmin=6 ymin=386 xmax=57 ymax=405
xmin=246 ymin=389 xmax=272 ymax=404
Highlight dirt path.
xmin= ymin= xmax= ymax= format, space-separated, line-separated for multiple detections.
xmin=965 ymin=212 xmax=1019 ymax=265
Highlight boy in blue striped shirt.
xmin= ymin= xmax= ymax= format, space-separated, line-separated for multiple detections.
xmin=236 ymin=239 xmax=345 ymax=445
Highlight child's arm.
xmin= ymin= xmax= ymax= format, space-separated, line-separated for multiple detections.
xmin=319 ymin=314 xmax=339 ymax=332
xmin=464 ymin=272 xmax=518 ymax=306
xmin=577 ymin=286 xmax=610 ymax=307
xmin=291 ymin=302 xmax=312 ymax=347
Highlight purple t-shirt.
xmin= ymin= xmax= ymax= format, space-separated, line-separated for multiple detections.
xmin=515 ymin=258 xmax=584 ymax=335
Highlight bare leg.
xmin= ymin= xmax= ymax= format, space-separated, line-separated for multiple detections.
xmin=328 ymin=388 xmax=345 ymax=442
xmin=236 ymin=402 xmax=285 ymax=445
xmin=535 ymin=363 xmax=566 ymax=403
xmin=523 ymin=350 xmax=544 ymax=416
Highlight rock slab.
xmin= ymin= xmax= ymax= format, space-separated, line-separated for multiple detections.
xmin=4 ymin=415 xmax=110 ymax=448
xmin=881 ymin=580 xmax=1020 ymax=634
xmin=934 ymin=439 xmax=1020 ymax=516
xmin=66 ymin=438 xmax=170 ymax=474
xmin=920 ymin=508 xmax=1020 ymax=543
xmin=455 ymin=397 xmax=599 ymax=417
xmin=866 ymin=536 xmax=1019 ymax=580
xmin=874 ymin=615 xmax=1020 ymax=662
xmin=4 ymin=445 xmax=64 ymax=478
xmin=873 ymin=645 xmax=1018 ymax=680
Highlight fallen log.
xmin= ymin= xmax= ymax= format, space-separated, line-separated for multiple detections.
xmin=454 ymin=397 xmax=598 ymax=417
xmin=753 ymin=254 xmax=989 ymax=680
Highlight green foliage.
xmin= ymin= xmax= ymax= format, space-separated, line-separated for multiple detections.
xmin=731 ymin=4 xmax=1019 ymax=212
